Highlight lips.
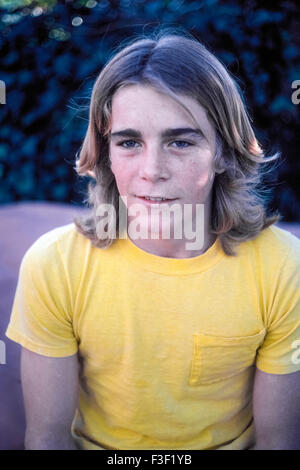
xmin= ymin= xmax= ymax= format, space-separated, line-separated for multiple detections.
xmin=136 ymin=195 xmax=177 ymax=204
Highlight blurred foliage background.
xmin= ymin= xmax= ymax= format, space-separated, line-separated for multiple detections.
xmin=0 ymin=0 xmax=299 ymax=219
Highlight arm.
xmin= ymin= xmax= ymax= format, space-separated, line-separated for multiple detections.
xmin=21 ymin=347 xmax=79 ymax=450
xmin=252 ymin=367 xmax=300 ymax=450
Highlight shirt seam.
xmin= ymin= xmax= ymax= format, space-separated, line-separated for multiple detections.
xmin=55 ymin=238 xmax=76 ymax=324
xmin=266 ymin=242 xmax=294 ymax=330
xmin=117 ymin=245 xmax=223 ymax=276
xmin=6 ymin=327 xmax=78 ymax=355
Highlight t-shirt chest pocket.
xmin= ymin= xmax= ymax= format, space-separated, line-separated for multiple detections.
xmin=189 ymin=329 xmax=266 ymax=386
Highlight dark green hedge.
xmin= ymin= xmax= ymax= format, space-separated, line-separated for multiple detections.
xmin=0 ymin=0 xmax=299 ymax=219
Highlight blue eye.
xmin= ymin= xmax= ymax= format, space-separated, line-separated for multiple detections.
xmin=118 ymin=140 xmax=139 ymax=148
xmin=172 ymin=140 xmax=191 ymax=148
xmin=116 ymin=140 xmax=193 ymax=149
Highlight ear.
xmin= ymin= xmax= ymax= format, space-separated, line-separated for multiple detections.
xmin=215 ymin=154 xmax=226 ymax=175
xmin=214 ymin=155 xmax=226 ymax=174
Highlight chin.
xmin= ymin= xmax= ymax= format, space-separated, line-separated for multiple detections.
xmin=130 ymin=217 xmax=182 ymax=241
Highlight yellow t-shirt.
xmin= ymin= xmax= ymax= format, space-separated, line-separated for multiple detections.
xmin=6 ymin=223 xmax=300 ymax=450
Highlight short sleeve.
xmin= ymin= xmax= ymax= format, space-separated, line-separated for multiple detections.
xmin=256 ymin=239 xmax=300 ymax=374
xmin=5 ymin=233 xmax=78 ymax=357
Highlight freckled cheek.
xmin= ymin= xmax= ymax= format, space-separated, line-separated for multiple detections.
xmin=183 ymin=161 xmax=214 ymax=186
xmin=184 ymin=167 xmax=215 ymax=201
xmin=110 ymin=163 xmax=135 ymax=198
xmin=195 ymin=170 xmax=215 ymax=189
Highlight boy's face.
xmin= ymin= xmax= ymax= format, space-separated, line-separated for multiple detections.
xmin=108 ymin=84 xmax=217 ymax=239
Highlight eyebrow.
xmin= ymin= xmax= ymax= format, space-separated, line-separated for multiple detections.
xmin=109 ymin=127 xmax=205 ymax=140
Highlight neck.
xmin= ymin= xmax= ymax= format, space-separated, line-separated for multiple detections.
xmin=128 ymin=231 xmax=217 ymax=258
xmin=127 ymin=203 xmax=216 ymax=259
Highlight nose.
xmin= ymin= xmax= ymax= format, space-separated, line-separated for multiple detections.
xmin=138 ymin=146 xmax=169 ymax=182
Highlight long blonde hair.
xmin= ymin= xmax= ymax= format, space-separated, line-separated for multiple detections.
xmin=73 ymin=28 xmax=280 ymax=255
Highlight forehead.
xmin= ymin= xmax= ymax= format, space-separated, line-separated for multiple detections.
xmin=110 ymin=84 xmax=215 ymax=138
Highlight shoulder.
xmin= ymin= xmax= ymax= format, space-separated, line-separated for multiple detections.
xmin=20 ymin=223 xmax=120 ymax=285
xmin=264 ymin=224 xmax=300 ymax=252
xmin=237 ymin=226 xmax=300 ymax=323
xmin=20 ymin=223 xmax=92 ymax=284
xmin=22 ymin=223 xmax=88 ymax=263
xmin=239 ymin=224 xmax=300 ymax=270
